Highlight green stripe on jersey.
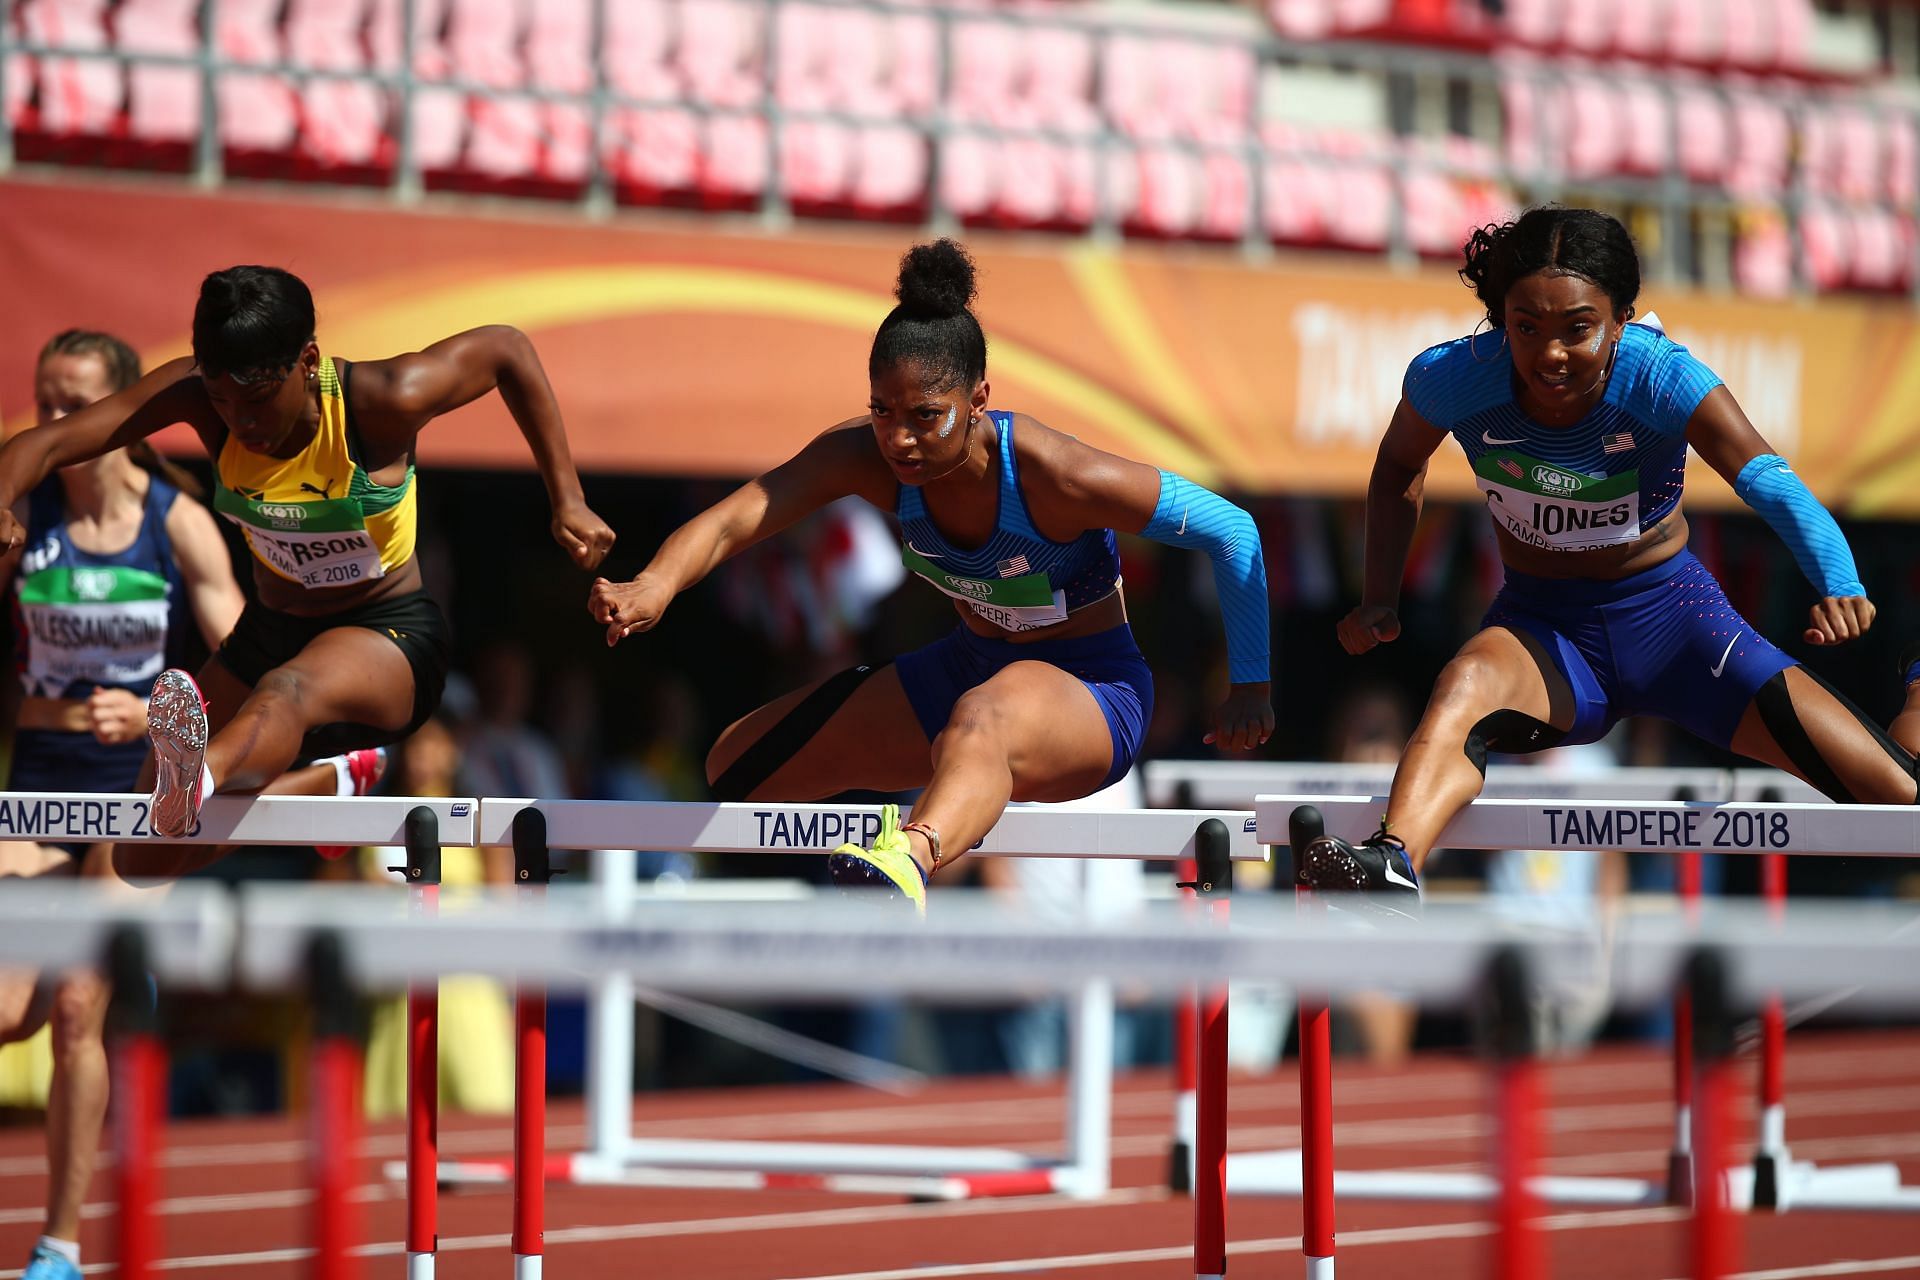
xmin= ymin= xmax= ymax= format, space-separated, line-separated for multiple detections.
xmin=1472 ymin=452 xmax=1639 ymax=502
xmin=18 ymin=565 xmax=169 ymax=605
xmin=214 ymin=483 xmax=370 ymax=532
xmin=902 ymin=545 xmax=1057 ymax=607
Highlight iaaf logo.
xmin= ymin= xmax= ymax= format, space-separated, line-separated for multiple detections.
xmin=1531 ymin=465 xmax=1582 ymax=494
xmin=943 ymin=575 xmax=994 ymax=599
xmin=450 ymin=802 xmax=472 ymax=817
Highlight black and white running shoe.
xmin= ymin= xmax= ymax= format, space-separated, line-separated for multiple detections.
xmin=1298 ymin=832 xmax=1423 ymax=920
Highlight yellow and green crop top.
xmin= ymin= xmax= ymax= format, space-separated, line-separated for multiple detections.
xmin=212 ymin=357 xmax=417 ymax=590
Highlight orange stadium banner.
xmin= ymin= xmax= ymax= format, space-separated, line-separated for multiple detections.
xmin=4 ymin=173 xmax=1918 ymax=514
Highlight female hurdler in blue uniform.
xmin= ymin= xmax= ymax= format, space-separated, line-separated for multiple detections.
xmin=1309 ymin=207 xmax=1917 ymax=916
xmin=589 ymin=240 xmax=1273 ymax=912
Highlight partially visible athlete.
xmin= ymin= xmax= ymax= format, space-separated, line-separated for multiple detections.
xmin=1312 ymin=207 xmax=1915 ymax=917
xmin=590 ymin=239 xmax=1272 ymax=912
xmin=0 ymin=267 xmax=614 ymax=879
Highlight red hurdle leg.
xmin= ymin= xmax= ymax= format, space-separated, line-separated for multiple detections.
xmin=1290 ymin=805 xmax=1334 ymax=1280
xmin=397 ymin=808 xmax=442 ymax=1280
xmin=1189 ymin=821 xmax=1232 ymax=1280
xmin=1753 ymin=848 xmax=1788 ymax=1210
xmin=107 ymin=929 xmax=163 ymax=1280
xmin=1171 ymin=855 xmax=1199 ymax=1194
xmin=513 ymin=809 xmax=554 ymax=1280
xmin=309 ymin=933 xmax=363 ymax=1280
xmin=1687 ymin=950 xmax=1739 ymax=1280
xmin=1488 ymin=948 xmax=1542 ymax=1280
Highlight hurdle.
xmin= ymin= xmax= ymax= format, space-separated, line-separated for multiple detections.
xmin=1254 ymin=792 xmax=1920 ymax=1279
xmin=407 ymin=798 xmax=1263 ymax=1206
xmin=1148 ymin=761 xmax=1734 ymax=1195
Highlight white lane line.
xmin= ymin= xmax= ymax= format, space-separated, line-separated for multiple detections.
xmin=1662 ymin=1258 xmax=1920 ymax=1280
xmin=0 ymin=1186 xmax=1171 ymax=1275
xmin=767 ymin=1206 xmax=1691 ymax=1279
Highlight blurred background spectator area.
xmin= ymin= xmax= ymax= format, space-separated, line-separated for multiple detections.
xmin=4 ymin=0 xmax=1918 ymax=297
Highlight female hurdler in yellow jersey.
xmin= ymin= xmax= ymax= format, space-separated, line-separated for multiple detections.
xmin=0 ymin=267 xmax=614 ymax=873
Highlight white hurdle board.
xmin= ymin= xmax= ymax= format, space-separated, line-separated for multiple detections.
xmin=477 ymin=798 xmax=1265 ymax=861
xmin=0 ymin=791 xmax=479 ymax=847
xmin=1255 ymin=795 xmax=1920 ymax=857
xmin=0 ymin=881 xmax=234 ymax=987
xmin=471 ymin=797 xmax=1260 ymax=1202
xmin=1147 ymin=761 xmax=1735 ymax=808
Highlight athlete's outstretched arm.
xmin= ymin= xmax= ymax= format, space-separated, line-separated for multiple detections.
xmin=1340 ymin=399 xmax=1448 ymax=655
xmin=0 ymin=360 xmax=204 ymax=550
xmin=352 ymin=326 xmax=614 ymax=571
xmin=1686 ymin=386 xmax=1871 ymax=646
xmin=1033 ymin=432 xmax=1273 ymax=751
xmin=590 ymin=424 xmax=887 ymax=646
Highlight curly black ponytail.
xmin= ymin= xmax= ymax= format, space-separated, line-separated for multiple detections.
xmin=868 ymin=239 xmax=988 ymax=391
xmin=1460 ymin=207 xmax=1641 ymax=329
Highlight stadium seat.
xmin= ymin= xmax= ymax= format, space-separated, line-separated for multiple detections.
xmin=704 ymin=110 xmax=768 ymax=196
xmin=214 ymin=0 xmax=299 ymax=153
xmin=1269 ymin=0 xmax=1338 ymax=41
xmin=1611 ymin=0 xmax=1666 ymax=61
xmin=1500 ymin=0 xmax=1558 ymax=49
xmin=369 ymin=0 xmax=467 ymax=171
xmin=1731 ymin=208 xmax=1795 ymax=297
xmin=678 ymin=0 xmax=764 ymax=110
xmin=849 ymin=123 xmax=927 ymax=211
xmin=1668 ymin=0 xmax=1724 ymax=67
xmin=528 ymin=0 xmax=594 ymax=181
xmin=286 ymin=0 xmax=387 ymax=168
xmin=611 ymin=106 xmax=701 ymax=193
xmin=446 ymin=0 xmax=543 ymax=178
xmin=1673 ymin=82 xmax=1730 ymax=185
xmin=1618 ymin=76 xmax=1670 ymax=176
xmin=1561 ymin=73 xmax=1623 ymax=178
xmin=1725 ymin=90 xmax=1790 ymax=199
xmin=1797 ymin=203 xmax=1850 ymax=291
xmin=117 ymin=0 xmax=201 ymax=142
xmin=780 ymin=115 xmax=856 ymax=204
xmin=1886 ymin=114 xmax=1916 ymax=205
xmin=1197 ymin=145 xmax=1252 ymax=240
xmin=19 ymin=0 xmax=122 ymax=137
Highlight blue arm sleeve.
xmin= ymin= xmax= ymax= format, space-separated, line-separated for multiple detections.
xmin=1139 ymin=472 xmax=1271 ymax=684
xmin=1733 ymin=454 xmax=1866 ymax=599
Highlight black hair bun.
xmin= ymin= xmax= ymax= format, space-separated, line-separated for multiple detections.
xmin=895 ymin=239 xmax=977 ymax=319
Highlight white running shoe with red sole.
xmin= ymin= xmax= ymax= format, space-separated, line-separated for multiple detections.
xmin=316 ymin=747 xmax=389 ymax=859
xmin=146 ymin=668 xmax=208 ymax=839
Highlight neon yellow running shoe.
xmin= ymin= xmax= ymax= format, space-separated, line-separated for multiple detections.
xmin=826 ymin=803 xmax=928 ymax=916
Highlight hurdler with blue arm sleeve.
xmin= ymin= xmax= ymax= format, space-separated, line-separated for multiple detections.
xmin=1732 ymin=453 xmax=1866 ymax=599
xmin=1140 ymin=471 xmax=1271 ymax=684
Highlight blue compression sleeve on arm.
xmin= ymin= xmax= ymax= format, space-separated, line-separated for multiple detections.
xmin=1732 ymin=453 xmax=1866 ymax=598
xmin=1140 ymin=471 xmax=1271 ymax=684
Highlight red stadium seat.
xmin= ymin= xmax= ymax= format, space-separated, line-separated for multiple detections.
xmin=1269 ymin=0 xmax=1338 ymax=41
xmin=1886 ymin=114 xmax=1917 ymax=206
xmin=214 ymin=0 xmax=299 ymax=152
xmin=1611 ymin=0 xmax=1666 ymax=62
xmin=527 ymin=0 xmax=594 ymax=181
xmin=287 ymin=0 xmax=387 ymax=168
xmin=1673 ymin=82 xmax=1729 ymax=185
xmin=1131 ymin=144 xmax=1201 ymax=236
xmin=118 ymin=0 xmax=201 ymax=142
xmin=20 ymin=0 xmax=122 ymax=137
xmin=849 ymin=123 xmax=927 ymax=211
xmin=1731 ymin=209 xmax=1794 ymax=298
xmin=1797 ymin=203 xmax=1849 ymax=292
xmin=678 ymin=0 xmax=764 ymax=110
xmin=1725 ymin=90 xmax=1789 ymax=199
xmin=1028 ymin=24 xmax=1097 ymax=135
xmin=703 ymin=111 xmax=768 ymax=196
xmin=1771 ymin=0 xmax=1814 ymax=72
xmin=1833 ymin=108 xmax=1880 ymax=204
xmin=1617 ymin=76 xmax=1670 ymax=176
xmin=447 ymin=0 xmax=541 ymax=178
xmin=1197 ymin=146 xmax=1251 ymax=240
xmin=939 ymin=130 xmax=998 ymax=219
xmin=1667 ymin=0 xmax=1724 ymax=67
xmin=1500 ymin=0 xmax=1558 ymax=49
xmin=611 ymin=106 xmax=700 ymax=192
xmin=1561 ymin=73 xmax=1622 ymax=178
xmin=780 ymin=116 xmax=855 ymax=203
xmin=369 ymin=0 xmax=467 ymax=170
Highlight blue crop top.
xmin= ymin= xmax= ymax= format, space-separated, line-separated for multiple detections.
xmin=1403 ymin=322 xmax=1723 ymax=553
xmin=896 ymin=412 xmax=1122 ymax=633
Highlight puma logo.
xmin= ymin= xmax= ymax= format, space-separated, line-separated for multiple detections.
xmin=300 ymin=479 xmax=337 ymax=500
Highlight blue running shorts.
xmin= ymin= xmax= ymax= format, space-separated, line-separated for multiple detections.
xmin=1482 ymin=549 xmax=1794 ymax=750
xmin=895 ymin=623 xmax=1154 ymax=790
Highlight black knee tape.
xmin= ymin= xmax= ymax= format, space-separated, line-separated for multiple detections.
xmin=709 ymin=661 xmax=891 ymax=802
xmin=1464 ymin=709 xmax=1567 ymax=776
xmin=1755 ymin=667 xmax=1919 ymax=805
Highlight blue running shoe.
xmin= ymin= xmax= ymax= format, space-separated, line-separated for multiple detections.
xmin=826 ymin=803 xmax=928 ymax=916
xmin=1298 ymin=830 xmax=1423 ymax=921
xmin=23 ymin=1243 xmax=81 ymax=1280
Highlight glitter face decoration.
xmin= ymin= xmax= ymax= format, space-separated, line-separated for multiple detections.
xmin=934 ymin=405 xmax=959 ymax=440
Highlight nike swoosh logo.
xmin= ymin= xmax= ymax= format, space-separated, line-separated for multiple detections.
xmin=1710 ymin=632 xmax=1742 ymax=678
xmin=906 ymin=540 xmax=944 ymax=559
xmin=1383 ymin=859 xmax=1420 ymax=890
xmin=1482 ymin=431 xmax=1527 ymax=446
xmin=1177 ymin=508 xmax=1188 ymax=536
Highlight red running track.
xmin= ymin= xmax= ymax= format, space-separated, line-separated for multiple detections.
xmin=2 ymin=1029 xmax=1917 ymax=1279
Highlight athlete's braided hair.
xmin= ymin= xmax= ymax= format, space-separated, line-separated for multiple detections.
xmin=868 ymin=239 xmax=988 ymax=392
xmin=1460 ymin=207 xmax=1641 ymax=330
xmin=192 ymin=265 xmax=316 ymax=381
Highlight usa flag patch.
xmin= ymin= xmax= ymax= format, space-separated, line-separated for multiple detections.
xmin=1498 ymin=458 xmax=1524 ymax=480
xmin=1602 ymin=431 xmax=1635 ymax=454
xmin=997 ymin=554 xmax=1031 ymax=577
